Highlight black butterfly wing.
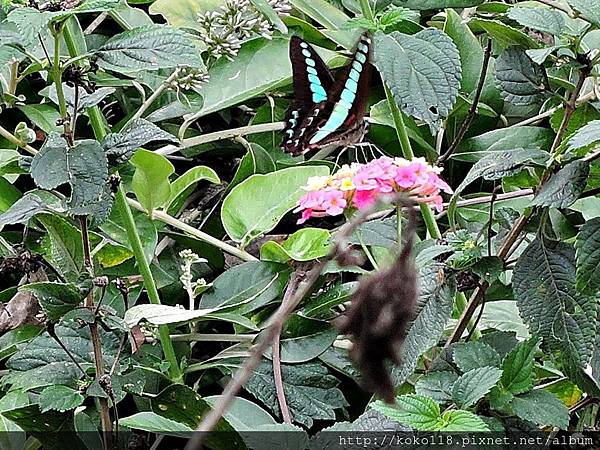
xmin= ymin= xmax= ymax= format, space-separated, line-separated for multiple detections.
xmin=283 ymin=33 xmax=372 ymax=156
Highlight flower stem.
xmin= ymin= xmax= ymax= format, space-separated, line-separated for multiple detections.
xmin=358 ymin=0 xmax=375 ymax=21
xmin=115 ymin=188 xmax=183 ymax=382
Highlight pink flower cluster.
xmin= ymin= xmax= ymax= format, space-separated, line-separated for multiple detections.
xmin=294 ymin=156 xmax=453 ymax=224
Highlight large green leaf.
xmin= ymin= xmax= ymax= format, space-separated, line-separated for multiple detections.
xmin=373 ymin=29 xmax=461 ymax=128
xmin=125 ymin=304 xmax=219 ymax=327
xmin=38 ymin=214 xmax=84 ymax=281
xmin=95 ymin=25 xmax=203 ymax=72
xmin=0 ymin=193 xmax=56 ymax=227
xmin=149 ymin=0 xmax=221 ymax=29
xmin=507 ymin=6 xmax=566 ymax=35
xmin=245 ymin=361 xmax=347 ymax=427
xmin=575 ymin=217 xmax=600 ymax=294
xmin=130 ymin=149 xmax=174 ymax=213
xmin=436 ymin=410 xmax=489 ymax=431
xmin=495 ymin=47 xmax=546 ymax=106
xmin=120 ymin=412 xmax=194 ymax=437
xmin=415 ymin=371 xmax=458 ymax=403
xmin=266 ymin=328 xmax=338 ymax=364
xmin=511 ymin=390 xmax=569 ymax=429
xmin=393 ymin=264 xmax=457 ymax=384
xmin=221 ymin=166 xmax=329 ymax=246
xmin=566 ymin=0 xmax=600 ymax=27
xmin=567 ymin=120 xmax=600 ymax=151
xmin=513 ymin=238 xmax=597 ymax=371
xmin=39 ymin=385 xmax=85 ymax=413
xmin=19 ymin=282 xmax=83 ymax=323
xmin=452 ymin=366 xmax=502 ymax=408
xmin=17 ymin=104 xmax=61 ymax=134
xmin=395 ymin=0 xmax=483 ymax=8
xmin=192 ymin=37 xmax=340 ymax=118
xmin=165 ymin=165 xmax=220 ymax=213
xmin=199 ymin=261 xmax=290 ymax=314
xmin=532 ymin=160 xmax=589 ymax=208
xmin=501 ymin=336 xmax=540 ymax=395
xmin=30 ymin=134 xmax=69 ymax=190
xmin=469 ymin=18 xmax=538 ymax=48
xmin=453 ymin=126 xmax=554 ymax=162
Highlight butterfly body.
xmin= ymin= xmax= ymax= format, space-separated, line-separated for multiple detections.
xmin=282 ymin=33 xmax=372 ymax=156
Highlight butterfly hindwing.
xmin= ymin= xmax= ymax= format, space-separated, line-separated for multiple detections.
xmin=283 ymin=34 xmax=372 ymax=156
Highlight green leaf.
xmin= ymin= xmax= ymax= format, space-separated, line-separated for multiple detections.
xmin=245 ymin=361 xmax=347 ymax=427
xmin=38 ymin=214 xmax=84 ymax=281
xmin=495 ymin=47 xmax=546 ymax=106
xmin=100 ymin=207 xmax=157 ymax=265
xmin=124 ymin=304 xmax=219 ymax=328
xmin=103 ymin=118 xmax=178 ymax=166
xmin=452 ymin=366 xmax=503 ymax=408
xmin=0 ymin=193 xmax=55 ymax=227
xmin=0 ymin=325 xmax=43 ymax=360
xmin=68 ymin=140 xmax=110 ymax=221
xmin=302 ymin=282 xmax=358 ymax=318
xmin=393 ymin=265 xmax=456 ymax=384
xmin=95 ymin=25 xmax=203 ymax=72
xmin=199 ymin=261 xmax=290 ymax=314
xmin=514 ymin=238 xmax=597 ymax=374
xmin=444 ymin=9 xmax=499 ymax=107
xmin=17 ymin=104 xmax=61 ymax=134
xmin=470 ymin=18 xmax=538 ymax=48
xmin=221 ymin=166 xmax=329 ymax=246
xmin=526 ymin=46 xmax=564 ymax=64
xmin=120 ymin=412 xmax=194 ymax=437
xmin=566 ymin=0 xmax=600 ymax=27
xmin=371 ymin=395 xmax=440 ymax=430
xmin=511 ymin=390 xmax=569 ymax=429
xmin=130 ymin=149 xmax=174 ymax=213
xmin=149 ymin=0 xmax=221 ymax=29
xmin=39 ymin=385 xmax=84 ymax=413
xmin=250 ymin=0 xmax=287 ymax=33
xmin=415 ymin=371 xmax=458 ymax=403
xmin=452 ymin=341 xmax=502 ymax=372
xmin=6 ymin=7 xmax=52 ymax=48
xmin=454 ymin=126 xmax=554 ymax=162
xmin=373 ymin=29 xmax=461 ymax=128
xmin=532 ymin=160 xmax=589 ymax=208
xmin=165 ymin=165 xmax=220 ymax=213
xmin=260 ymin=228 xmax=331 ymax=263
xmin=1 ymin=405 xmax=69 ymax=446
xmin=507 ymin=6 xmax=565 ymax=35
xmin=266 ymin=329 xmax=338 ymax=364
xmin=455 ymin=148 xmax=549 ymax=195
xmin=20 ymin=282 xmax=82 ymax=323
xmin=30 ymin=134 xmax=70 ymax=190
xmin=74 ymin=410 xmax=103 ymax=450
xmin=575 ymin=217 xmax=600 ymax=294
xmin=205 ymin=395 xmax=277 ymax=431
xmin=229 ymin=143 xmax=277 ymax=189
xmin=350 ymin=216 xmax=398 ymax=248
xmin=151 ymin=385 xmax=245 ymax=450
xmin=437 ymin=410 xmax=489 ymax=431
xmin=567 ymin=119 xmax=600 ymax=151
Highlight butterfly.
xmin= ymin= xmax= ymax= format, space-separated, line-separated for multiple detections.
xmin=282 ymin=33 xmax=372 ymax=156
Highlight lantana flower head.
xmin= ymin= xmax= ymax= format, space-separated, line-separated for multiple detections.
xmin=294 ymin=156 xmax=453 ymax=224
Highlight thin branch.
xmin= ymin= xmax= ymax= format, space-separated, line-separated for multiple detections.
xmin=272 ymin=274 xmax=304 ymax=425
xmin=155 ymin=122 xmax=285 ymax=156
xmin=0 ymin=125 xmax=38 ymax=155
xmin=438 ymin=39 xmax=492 ymax=164
xmin=84 ymin=12 xmax=108 ymax=35
xmin=127 ymin=198 xmax=257 ymax=262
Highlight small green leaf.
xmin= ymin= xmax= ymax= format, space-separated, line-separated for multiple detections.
xmin=130 ymin=149 xmax=174 ymax=213
xmin=39 ymin=385 xmax=84 ymax=413
xmin=165 ymin=166 xmax=220 ymax=213
xmin=567 ymin=119 xmax=600 ymax=151
xmin=452 ymin=366 xmax=502 ymax=408
xmin=501 ymin=336 xmax=540 ymax=395
xmin=0 ymin=193 xmax=54 ymax=227
xmin=437 ymin=410 xmax=489 ymax=431
xmin=95 ymin=25 xmax=203 ymax=72
xmin=511 ymin=390 xmax=569 ymax=429
xmin=415 ymin=372 xmax=458 ymax=403
xmin=373 ymin=29 xmax=461 ymax=128
xmin=532 ymin=160 xmax=589 ymax=208
xmin=124 ymin=304 xmax=219 ymax=328
xmin=20 ymin=282 xmax=83 ymax=323
xmin=221 ymin=166 xmax=329 ymax=246
xmin=452 ymin=341 xmax=502 ymax=372
xmin=30 ymin=134 xmax=70 ymax=190
xmin=470 ymin=18 xmax=538 ymax=48
xmin=38 ymin=214 xmax=84 ymax=281
xmin=260 ymin=228 xmax=331 ymax=263
xmin=575 ymin=217 xmax=600 ymax=293
xmin=119 ymin=412 xmax=193 ymax=437
xmin=495 ymin=47 xmax=546 ymax=106
xmin=371 ymin=395 xmax=440 ymax=430
xmin=302 ymin=282 xmax=358 ymax=318
xmin=507 ymin=6 xmax=565 ymax=35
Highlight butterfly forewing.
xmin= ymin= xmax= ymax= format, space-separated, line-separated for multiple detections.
xmin=282 ymin=34 xmax=372 ymax=156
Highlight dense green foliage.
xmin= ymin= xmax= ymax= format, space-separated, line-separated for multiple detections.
xmin=0 ymin=0 xmax=599 ymax=448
